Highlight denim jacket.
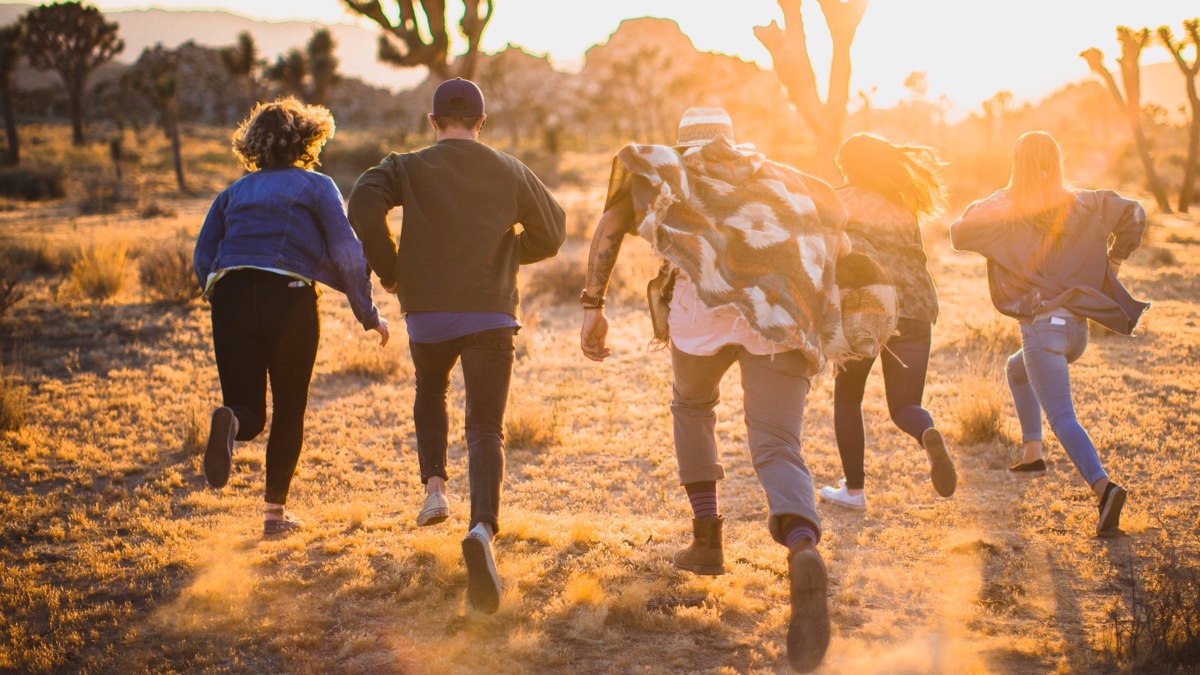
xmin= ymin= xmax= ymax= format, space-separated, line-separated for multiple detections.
xmin=194 ymin=168 xmax=380 ymax=330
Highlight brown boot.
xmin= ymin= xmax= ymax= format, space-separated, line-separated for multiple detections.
xmin=672 ymin=517 xmax=726 ymax=575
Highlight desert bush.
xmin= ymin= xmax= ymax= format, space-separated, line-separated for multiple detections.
xmin=1107 ymin=531 xmax=1200 ymax=671
xmin=138 ymin=244 xmax=197 ymax=305
xmin=337 ymin=337 xmax=409 ymax=381
xmin=0 ymin=165 xmax=64 ymax=201
xmin=77 ymin=176 xmax=127 ymax=215
xmin=0 ymin=238 xmax=77 ymax=275
xmin=505 ymin=398 xmax=559 ymax=450
xmin=72 ymin=243 xmax=128 ymax=300
xmin=0 ymin=254 xmax=28 ymax=321
xmin=181 ymin=404 xmax=207 ymax=454
xmin=0 ymin=366 xmax=27 ymax=432
xmin=951 ymin=317 xmax=1021 ymax=362
xmin=952 ymin=369 xmax=1010 ymax=445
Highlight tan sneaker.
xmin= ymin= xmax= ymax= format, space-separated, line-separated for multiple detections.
xmin=786 ymin=544 xmax=830 ymax=672
xmin=416 ymin=490 xmax=450 ymax=526
xmin=922 ymin=427 xmax=957 ymax=497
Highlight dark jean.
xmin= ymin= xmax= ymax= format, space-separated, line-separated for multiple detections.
xmin=1006 ymin=311 xmax=1106 ymax=486
xmin=833 ymin=318 xmax=936 ymax=490
xmin=209 ymin=268 xmax=320 ymax=505
xmin=410 ymin=326 xmax=515 ymax=533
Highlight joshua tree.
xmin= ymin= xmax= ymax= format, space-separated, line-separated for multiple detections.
xmin=342 ymin=0 xmax=494 ymax=81
xmin=125 ymin=44 xmax=185 ymax=191
xmin=20 ymin=1 xmax=124 ymax=146
xmin=1158 ymin=20 xmax=1200 ymax=212
xmin=264 ymin=29 xmax=340 ymax=105
xmin=754 ymin=0 xmax=868 ymax=180
xmin=0 ymin=23 xmax=22 ymax=165
xmin=1081 ymin=28 xmax=1172 ymax=213
xmin=220 ymin=31 xmax=261 ymax=112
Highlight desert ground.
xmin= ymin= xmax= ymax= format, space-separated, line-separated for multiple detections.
xmin=1 ymin=127 xmax=1198 ymax=674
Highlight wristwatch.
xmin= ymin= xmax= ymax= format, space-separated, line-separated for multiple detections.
xmin=579 ymin=290 xmax=605 ymax=309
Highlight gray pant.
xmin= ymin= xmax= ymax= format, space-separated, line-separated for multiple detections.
xmin=670 ymin=343 xmax=820 ymax=544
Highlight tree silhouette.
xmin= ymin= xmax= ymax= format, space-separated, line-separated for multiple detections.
xmin=1081 ymin=27 xmax=1172 ymax=213
xmin=0 ymin=23 xmax=22 ymax=165
xmin=342 ymin=0 xmax=494 ymax=81
xmin=264 ymin=29 xmax=340 ymax=105
xmin=220 ymin=31 xmax=261 ymax=112
xmin=20 ymin=1 xmax=124 ymax=146
xmin=754 ymin=0 xmax=868 ymax=180
xmin=1157 ymin=19 xmax=1200 ymax=212
xmin=125 ymin=44 xmax=185 ymax=191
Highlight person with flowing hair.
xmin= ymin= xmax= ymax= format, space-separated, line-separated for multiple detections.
xmin=194 ymin=96 xmax=390 ymax=536
xmin=818 ymin=133 xmax=958 ymax=511
xmin=950 ymin=131 xmax=1148 ymax=536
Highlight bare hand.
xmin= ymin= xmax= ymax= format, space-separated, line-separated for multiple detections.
xmin=374 ymin=317 xmax=391 ymax=347
xmin=580 ymin=309 xmax=611 ymax=362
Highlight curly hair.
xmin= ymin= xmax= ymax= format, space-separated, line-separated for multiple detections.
xmin=836 ymin=133 xmax=948 ymax=220
xmin=232 ymin=97 xmax=335 ymax=171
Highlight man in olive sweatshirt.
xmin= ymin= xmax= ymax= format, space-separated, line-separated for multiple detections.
xmin=347 ymin=77 xmax=566 ymax=615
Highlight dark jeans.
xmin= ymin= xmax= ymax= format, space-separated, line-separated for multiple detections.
xmin=410 ymin=327 xmax=515 ymax=533
xmin=833 ymin=318 xmax=936 ymax=490
xmin=210 ymin=269 xmax=320 ymax=505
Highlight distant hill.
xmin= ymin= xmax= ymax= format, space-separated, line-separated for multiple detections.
xmin=0 ymin=3 xmax=423 ymax=92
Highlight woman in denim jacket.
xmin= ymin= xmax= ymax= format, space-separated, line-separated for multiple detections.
xmin=194 ymin=97 xmax=389 ymax=536
xmin=951 ymin=131 xmax=1147 ymax=536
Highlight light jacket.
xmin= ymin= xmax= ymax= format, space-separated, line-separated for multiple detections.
xmin=950 ymin=189 xmax=1148 ymax=335
xmin=194 ymin=167 xmax=380 ymax=330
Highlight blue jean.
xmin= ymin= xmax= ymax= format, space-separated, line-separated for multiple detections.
xmin=670 ymin=344 xmax=820 ymax=545
xmin=410 ymin=327 xmax=515 ymax=533
xmin=1006 ymin=312 xmax=1107 ymax=486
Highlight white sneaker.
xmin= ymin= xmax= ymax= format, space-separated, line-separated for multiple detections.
xmin=416 ymin=490 xmax=450 ymax=526
xmin=819 ymin=482 xmax=867 ymax=511
xmin=462 ymin=523 xmax=501 ymax=614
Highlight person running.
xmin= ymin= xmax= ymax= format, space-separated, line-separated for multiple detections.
xmin=194 ymin=96 xmax=389 ymax=536
xmin=580 ymin=107 xmax=848 ymax=672
xmin=950 ymin=130 xmax=1148 ymax=536
xmin=819 ymin=133 xmax=957 ymax=511
xmin=347 ymin=78 xmax=565 ymax=614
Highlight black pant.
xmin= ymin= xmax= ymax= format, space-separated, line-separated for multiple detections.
xmin=410 ymin=327 xmax=515 ymax=534
xmin=833 ymin=318 xmax=936 ymax=490
xmin=210 ymin=269 xmax=320 ymax=505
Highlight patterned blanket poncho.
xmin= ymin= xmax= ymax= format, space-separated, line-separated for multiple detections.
xmin=609 ymin=137 xmax=890 ymax=370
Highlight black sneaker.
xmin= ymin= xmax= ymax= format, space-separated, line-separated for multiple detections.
xmin=922 ymin=428 xmax=957 ymax=497
xmin=462 ymin=529 xmax=501 ymax=614
xmin=786 ymin=545 xmax=830 ymax=673
xmin=204 ymin=407 xmax=237 ymax=488
xmin=1008 ymin=459 xmax=1047 ymax=477
xmin=1097 ymin=482 xmax=1126 ymax=536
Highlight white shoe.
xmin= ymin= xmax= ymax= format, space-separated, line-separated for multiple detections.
xmin=462 ymin=524 xmax=501 ymax=614
xmin=819 ymin=483 xmax=866 ymax=511
xmin=416 ymin=490 xmax=450 ymax=526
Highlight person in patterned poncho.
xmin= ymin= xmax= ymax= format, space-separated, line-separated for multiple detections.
xmin=579 ymin=107 xmax=846 ymax=673
xmin=818 ymin=133 xmax=958 ymax=512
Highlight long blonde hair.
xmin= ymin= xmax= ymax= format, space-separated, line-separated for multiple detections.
xmin=1007 ymin=131 xmax=1073 ymax=235
xmin=835 ymin=132 xmax=948 ymax=220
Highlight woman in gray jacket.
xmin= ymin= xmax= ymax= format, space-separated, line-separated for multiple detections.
xmin=950 ymin=131 xmax=1147 ymax=536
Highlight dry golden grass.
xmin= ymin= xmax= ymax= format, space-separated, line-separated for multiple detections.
xmin=1 ymin=127 xmax=1198 ymax=674
xmin=71 ymin=242 xmax=129 ymax=300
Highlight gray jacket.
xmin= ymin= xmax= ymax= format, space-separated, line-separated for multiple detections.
xmin=950 ymin=189 xmax=1148 ymax=335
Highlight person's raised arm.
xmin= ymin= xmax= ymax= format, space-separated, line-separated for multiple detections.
xmin=580 ymin=193 xmax=635 ymax=362
xmin=347 ymin=154 xmax=404 ymax=291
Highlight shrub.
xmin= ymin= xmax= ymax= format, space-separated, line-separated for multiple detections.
xmin=0 ymin=366 xmax=27 ymax=432
xmin=337 ymin=336 xmax=409 ymax=381
xmin=0 ymin=238 xmax=76 ymax=275
xmin=952 ymin=317 xmax=1021 ymax=362
xmin=0 ymin=165 xmax=64 ymax=201
xmin=181 ymin=404 xmax=207 ymax=454
xmin=0 ymin=254 xmax=28 ymax=320
xmin=505 ymin=399 xmax=559 ymax=450
xmin=77 ymin=176 xmax=126 ymax=215
xmin=139 ymin=244 xmax=197 ymax=305
xmin=72 ymin=243 xmax=128 ymax=300
xmin=1106 ymin=531 xmax=1200 ymax=670
xmin=952 ymin=369 xmax=1009 ymax=445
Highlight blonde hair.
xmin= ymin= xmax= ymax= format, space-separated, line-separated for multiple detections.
xmin=232 ymin=97 xmax=335 ymax=171
xmin=836 ymin=133 xmax=947 ymax=220
xmin=1007 ymin=131 xmax=1073 ymax=235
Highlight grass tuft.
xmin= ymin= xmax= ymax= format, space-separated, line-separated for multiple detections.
xmin=72 ymin=243 xmax=128 ymax=300
xmin=952 ymin=369 xmax=1009 ymax=445
xmin=0 ymin=365 xmax=28 ymax=432
xmin=139 ymin=243 xmax=198 ymax=305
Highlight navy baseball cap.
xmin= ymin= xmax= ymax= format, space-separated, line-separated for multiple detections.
xmin=432 ymin=78 xmax=485 ymax=117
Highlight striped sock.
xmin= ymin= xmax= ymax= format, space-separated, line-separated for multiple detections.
xmin=784 ymin=519 xmax=819 ymax=550
xmin=684 ymin=481 xmax=719 ymax=519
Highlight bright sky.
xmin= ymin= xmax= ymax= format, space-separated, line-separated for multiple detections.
xmin=9 ymin=0 xmax=1198 ymax=113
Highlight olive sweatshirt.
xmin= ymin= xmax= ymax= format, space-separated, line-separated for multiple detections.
xmin=347 ymin=138 xmax=566 ymax=316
